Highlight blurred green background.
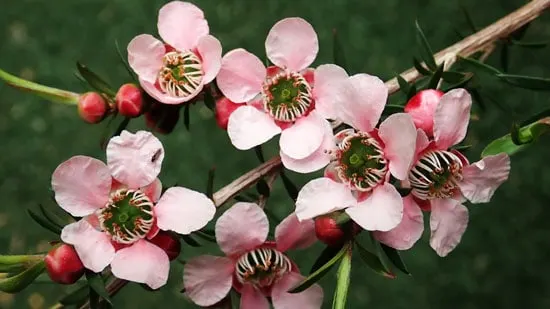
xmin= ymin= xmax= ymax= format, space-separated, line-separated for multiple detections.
xmin=2 ymin=0 xmax=550 ymax=308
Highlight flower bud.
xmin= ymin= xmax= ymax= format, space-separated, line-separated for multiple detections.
xmin=149 ymin=231 xmax=181 ymax=261
xmin=77 ymin=92 xmax=107 ymax=124
xmin=404 ymin=89 xmax=444 ymax=137
xmin=314 ymin=213 xmax=361 ymax=246
xmin=116 ymin=83 xmax=143 ymax=118
xmin=214 ymin=97 xmax=240 ymax=130
xmin=145 ymin=103 xmax=181 ymax=134
xmin=44 ymin=244 xmax=84 ymax=285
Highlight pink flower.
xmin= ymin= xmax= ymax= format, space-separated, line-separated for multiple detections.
xmin=183 ymin=202 xmax=323 ymax=309
xmin=374 ymin=89 xmax=511 ymax=256
xmin=294 ymin=74 xmax=418 ymax=232
xmin=127 ymin=1 xmax=222 ymax=104
xmin=216 ymin=17 xmax=348 ymax=168
xmin=51 ymin=130 xmax=216 ymax=289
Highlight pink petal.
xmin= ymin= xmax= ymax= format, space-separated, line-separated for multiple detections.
xmin=196 ymin=35 xmax=222 ymax=84
xmin=183 ymin=255 xmax=234 ymax=307
xmin=215 ymin=202 xmax=269 ymax=257
xmin=141 ymin=178 xmax=162 ymax=203
xmin=271 ymin=272 xmax=324 ymax=309
xmin=434 ymin=88 xmax=472 ymax=149
xmin=157 ymin=1 xmax=208 ymax=51
xmin=111 ymin=240 xmax=169 ymax=289
xmin=373 ymin=195 xmax=424 ymax=250
xmin=279 ymin=112 xmax=326 ymax=160
xmin=60 ymin=220 xmax=115 ymax=273
xmin=337 ymin=73 xmax=388 ymax=132
xmin=217 ymin=48 xmax=266 ymax=103
xmin=295 ymin=178 xmax=356 ymax=221
xmin=312 ymin=64 xmax=349 ymax=119
xmin=459 ymin=153 xmax=510 ymax=203
xmin=52 ymin=156 xmax=111 ymax=217
xmin=127 ymin=34 xmax=165 ymax=83
xmin=430 ymin=198 xmax=469 ymax=257
xmin=106 ymin=130 xmax=164 ymax=189
xmin=378 ymin=113 xmax=417 ymax=180
xmin=415 ymin=128 xmax=431 ymax=159
xmin=140 ymin=77 xmax=203 ymax=104
xmin=155 ymin=187 xmax=216 ymax=234
xmin=227 ymin=106 xmax=281 ymax=150
xmin=265 ymin=17 xmax=318 ymax=72
xmin=275 ymin=214 xmax=316 ymax=252
xmin=346 ymin=183 xmax=403 ymax=232
xmin=241 ymin=285 xmax=270 ymax=309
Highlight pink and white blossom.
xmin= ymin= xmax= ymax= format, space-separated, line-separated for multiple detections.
xmin=52 ymin=130 xmax=216 ymax=289
xmin=127 ymin=1 xmax=222 ymax=104
xmin=183 ymin=202 xmax=323 ymax=309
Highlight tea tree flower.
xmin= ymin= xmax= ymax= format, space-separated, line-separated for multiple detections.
xmin=51 ymin=130 xmax=215 ymax=289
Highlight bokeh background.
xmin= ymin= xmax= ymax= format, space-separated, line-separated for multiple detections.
xmin=2 ymin=0 xmax=550 ymax=308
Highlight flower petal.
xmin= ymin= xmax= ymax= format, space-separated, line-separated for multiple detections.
xmin=183 ymin=255 xmax=234 ymax=307
xmin=429 ymin=198 xmax=469 ymax=257
xmin=61 ymin=220 xmax=115 ymax=273
xmin=265 ymin=17 xmax=318 ymax=72
xmin=275 ymin=214 xmax=316 ymax=252
xmin=111 ymin=240 xmax=169 ymax=289
xmin=227 ymin=106 xmax=281 ymax=150
xmin=459 ymin=153 xmax=510 ymax=203
xmin=217 ymin=48 xmax=266 ymax=103
xmin=373 ymin=195 xmax=424 ymax=250
xmin=378 ymin=113 xmax=417 ymax=180
xmin=215 ymin=202 xmax=269 ymax=257
xmin=196 ymin=35 xmax=222 ymax=84
xmin=52 ymin=156 xmax=111 ymax=217
xmin=155 ymin=187 xmax=216 ymax=234
xmin=312 ymin=64 xmax=349 ymax=119
xmin=271 ymin=272 xmax=324 ymax=309
xmin=106 ymin=130 xmax=164 ymax=189
xmin=141 ymin=178 xmax=162 ymax=203
xmin=434 ymin=88 xmax=472 ymax=149
xmin=415 ymin=128 xmax=431 ymax=159
xmin=346 ymin=183 xmax=403 ymax=232
xmin=295 ymin=178 xmax=356 ymax=221
xmin=241 ymin=285 xmax=270 ymax=309
xmin=157 ymin=1 xmax=208 ymax=51
xmin=140 ymin=77 xmax=203 ymax=104
xmin=127 ymin=34 xmax=165 ymax=83
xmin=279 ymin=112 xmax=326 ymax=159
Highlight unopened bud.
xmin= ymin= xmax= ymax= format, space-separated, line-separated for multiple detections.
xmin=44 ymin=244 xmax=84 ymax=285
xmin=314 ymin=213 xmax=361 ymax=246
xmin=116 ymin=83 xmax=143 ymax=118
xmin=404 ymin=89 xmax=444 ymax=137
xmin=78 ymin=92 xmax=107 ymax=124
xmin=149 ymin=231 xmax=181 ymax=261
xmin=214 ymin=97 xmax=240 ymax=130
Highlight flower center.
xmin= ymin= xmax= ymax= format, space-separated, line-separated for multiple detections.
xmin=97 ymin=189 xmax=154 ymax=244
xmin=261 ymin=71 xmax=312 ymax=122
xmin=335 ymin=131 xmax=388 ymax=192
xmin=158 ymin=51 xmax=203 ymax=98
xmin=234 ymin=247 xmax=292 ymax=288
xmin=409 ymin=150 xmax=464 ymax=200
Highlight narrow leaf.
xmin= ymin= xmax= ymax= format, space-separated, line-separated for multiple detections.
xmin=280 ymin=170 xmax=299 ymax=202
xmin=256 ymin=178 xmax=270 ymax=198
xmin=415 ymin=20 xmax=437 ymax=70
xmin=181 ymin=235 xmax=201 ymax=247
xmin=500 ymin=44 xmax=509 ymax=72
xmin=332 ymin=246 xmax=352 ymax=309
xmin=332 ymin=29 xmax=348 ymax=69
xmin=254 ymin=145 xmax=265 ymax=163
xmin=482 ymin=119 xmax=550 ymax=157
xmin=355 ymin=241 xmax=394 ymax=277
xmin=204 ymin=86 xmax=216 ymax=111
xmin=85 ymin=271 xmax=112 ymax=305
xmin=427 ymin=64 xmax=444 ymax=89
xmin=115 ymin=40 xmax=137 ymax=82
xmin=383 ymin=104 xmax=405 ymax=115
xmin=60 ymin=284 xmax=90 ymax=305
xmin=193 ymin=230 xmax=216 ymax=243
xmin=510 ymin=39 xmax=548 ymax=49
xmin=497 ymin=74 xmax=550 ymax=91
xmin=459 ymin=56 xmax=502 ymax=75
xmin=0 ymin=261 xmax=46 ymax=293
xmin=396 ymin=75 xmax=411 ymax=97
xmin=442 ymin=72 xmax=473 ymax=91
xmin=310 ymin=244 xmax=345 ymax=274
xmin=183 ymin=104 xmax=191 ymax=131
xmin=380 ymin=243 xmax=410 ymax=275
xmin=76 ymin=62 xmax=116 ymax=97
xmin=27 ymin=209 xmax=61 ymax=235
xmin=413 ymin=57 xmax=432 ymax=76
xmin=39 ymin=204 xmax=64 ymax=230
xmin=206 ymin=167 xmax=216 ymax=199
xmin=88 ymin=287 xmax=99 ymax=309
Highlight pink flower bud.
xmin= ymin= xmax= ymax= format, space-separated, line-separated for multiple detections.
xmin=314 ymin=214 xmax=361 ymax=246
xmin=404 ymin=89 xmax=444 ymax=137
xmin=214 ymin=97 xmax=240 ymax=130
xmin=45 ymin=244 xmax=85 ymax=285
xmin=116 ymin=83 xmax=143 ymax=118
xmin=149 ymin=231 xmax=181 ymax=261
xmin=77 ymin=92 xmax=107 ymax=124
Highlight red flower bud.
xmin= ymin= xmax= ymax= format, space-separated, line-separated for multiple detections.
xmin=214 ymin=97 xmax=240 ymax=130
xmin=404 ymin=89 xmax=444 ymax=137
xmin=116 ymin=83 xmax=143 ymax=118
xmin=149 ymin=231 xmax=181 ymax=261
xmin=45 ymin=244 xmax=84 ymax=285
xmin=77 ymin=92 xmax=107 ymax=124
xmin=314 ymin=214 xmax=361 ymax=246
xmin=145 ymin=103 xmax=181 ymax=134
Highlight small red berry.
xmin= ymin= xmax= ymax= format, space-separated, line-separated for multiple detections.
xmin=77 ymin=92 xmax=107 ymax=124
xmin=116 ymin=83 xmax=143 ymax=118
xmin=45 ymin=244 xmax=85 ymax=285
xmin=149 ymin=231 xmax=181 ymax=261
xmin=214 ymin=97 xmax=240 ymax=130
xmin=314 ymin=214 xmax=361 ymax=246
xmin=404 ymin=89 xmax=444 ymax=137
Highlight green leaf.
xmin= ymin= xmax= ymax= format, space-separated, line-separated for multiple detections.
xmin=183 ymin=104 xmax=191 ymax=131
xmin=181 ymin=235 xmax=201 ymax=247
xmin=413 ymin=57 xmax=432 ymax=76
xmin=89 ymin=287 xmax=99 ymax=309
xmin=59 ymin=284 xmax=90 ymax=305
xmin=380 ymin=243 xmax=410 ymax=275
xmin=310 ymin=244 xmax=345 ymax=274
xmin=39 ymin=204 xmax=64 ymax=230
xmin=289 ymin=243 xmax=348 ymax=293
xmin=0 ymin=255 xmax=43 ymax=273
xmin=0 ymin=68 xmax=79 ymax=105
xmin=256 ymin=178 xmax=270 ymax=197
xmin=510 ymin=39 xmax=548 ymax=49
xmin=204 ymin=86 xmax=216 ymax=111
xmin=206 ymin=167 xmax=216 ymax=199
xmin=355 ymin=241 xmax=394 ymax=277
xmin=427 ymin=64 xmax=444 ymax=89
xmin=280 ymin=170 xmax=299 ymax=202
xmin=85 ymin=271 xmax=112 ymax=305
xmin=415 ymin=20 xmax=437 ymax=70
xmin=332 ymin=246 xmax=352 ymax=309
xmin=115 ymin=40 xmax=137 ymax=82
xmin=497 ymin=74 xmax=550 ymax=91
xmin=383 ymin=104 xmax=405 ymax=115
xmin=254 ymin=145 xmax=265 ymax=163
xmin=27 ymin=209 xmax=61 ymax=235
xmin=500 ymin=44 xmax=509 ymax=73
xmin=193 ymin=230 xmax=216 ymax=243
xmin=459 ymin=56 xmax=502 ymax=75
xmin=461 ymin=5 xmax=477 ymax=32
xmin=0 ymin=261 xmax=46 ymax=293
xmin=442 ymin=72 xmax=473 ymax=90
xmin=396 ymin=75 xmax=411 ymax=97
xmin=332 ymin=29 xmax=348 ymax=70
xmin=76 ymin=62 xmax=116 ymax=97
xmin=482 ymin=119 xmax=550 ymax=157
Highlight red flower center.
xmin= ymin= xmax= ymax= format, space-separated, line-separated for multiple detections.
xmin=157 ymin=51 xmax=203 ymax=98
xmin=261 ymin=71 xmax=313 ymax=122
xmin=409 ymin=150 xmax=464 ymax=200
xmin=234 ymin=246 xmax=292 ymax=289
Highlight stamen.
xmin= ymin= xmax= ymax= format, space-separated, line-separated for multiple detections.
xmin=158 ymin=51 xmax=203 ymax=98
xmin=409 ymin=150 xmax=464 ymax=200
xmin=235 ymin=247 xmax=292 ymax=288
xmin=261 ymin=71 xmax=312 ymax=122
